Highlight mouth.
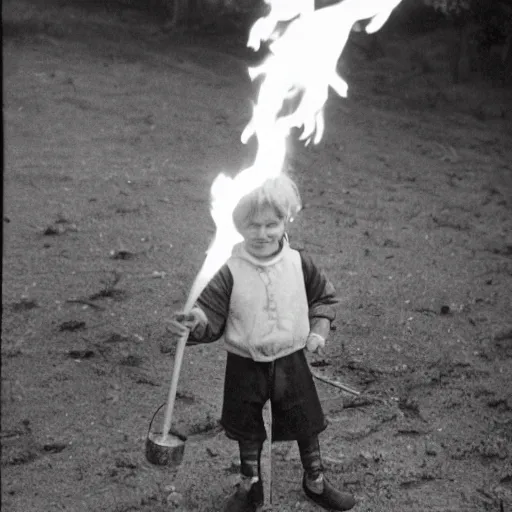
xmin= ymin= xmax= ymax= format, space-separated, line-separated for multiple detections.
xmin=249 ymin=242 xmax=273 ymax=253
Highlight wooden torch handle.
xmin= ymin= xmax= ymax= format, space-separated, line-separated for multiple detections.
xmin=161 ymin=328 xmax=189 ymax=440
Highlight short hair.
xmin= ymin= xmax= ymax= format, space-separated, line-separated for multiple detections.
xmin=232 ymin=173 xmax=302 ymax=232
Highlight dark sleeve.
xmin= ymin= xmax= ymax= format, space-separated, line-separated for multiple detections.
xmin=300 ymin=251 xmax=338 ymax=323
xmin=188 ymin=263 xmax=233 ymax=344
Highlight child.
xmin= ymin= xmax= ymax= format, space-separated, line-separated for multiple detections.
xmin=167 ymin=174 xmax=355 ymax=511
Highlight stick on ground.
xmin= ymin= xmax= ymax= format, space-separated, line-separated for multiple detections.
xmin=311 ymin=371 xmax=361 ymax=396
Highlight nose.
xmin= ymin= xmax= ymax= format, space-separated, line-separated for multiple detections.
xmin=256 ymin=225 xmax=267 ymax=238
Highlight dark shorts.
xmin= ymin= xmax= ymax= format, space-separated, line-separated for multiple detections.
xmin=220 ymin=349 xmax=327 ymax=443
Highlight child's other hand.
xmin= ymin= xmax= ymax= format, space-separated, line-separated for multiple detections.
xmin=306 ymin=332 xmax=325 ymax=356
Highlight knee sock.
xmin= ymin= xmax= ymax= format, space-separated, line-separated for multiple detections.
xmin=238 ymin=440 xmax=263 ymax=481
xmin=298 ymin=435 xmax=324 ymax=483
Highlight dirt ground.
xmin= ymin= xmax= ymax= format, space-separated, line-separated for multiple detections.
xmin=2 ymin=1 xmax=512 ymax=511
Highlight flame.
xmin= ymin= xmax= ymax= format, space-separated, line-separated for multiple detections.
xmin=242 ymin=0 xmax=403 ymax=146
xmin=183 ymin=0 xmax=403 ymax=312
xmin=247 ymin=0 xmax=314 ymax=52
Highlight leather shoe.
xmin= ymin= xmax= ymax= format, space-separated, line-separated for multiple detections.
xmin=302 ymin=473 xmax=355 ymax=511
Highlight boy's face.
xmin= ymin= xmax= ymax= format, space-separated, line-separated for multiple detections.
xmin=239 ymin=205 xmax=285 ymax=260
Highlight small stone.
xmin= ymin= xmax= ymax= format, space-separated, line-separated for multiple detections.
xmin=360 ymin=450 xmax=373 ymax=460
xmin=425 ymin=441 xmax=440 ymax=456
xmin=166 ymin=491 xmax=183 ymax=506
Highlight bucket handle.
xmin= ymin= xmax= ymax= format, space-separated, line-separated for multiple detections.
xmin=147 ymin=404 xmax=187 ymax=441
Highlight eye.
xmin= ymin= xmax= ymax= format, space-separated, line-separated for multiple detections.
xmin=267 ymin=222 xmax=278 ymax=228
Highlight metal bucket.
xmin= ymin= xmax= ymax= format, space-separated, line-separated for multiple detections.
xmin=145 ymin=404 xmax=187 ymax=467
